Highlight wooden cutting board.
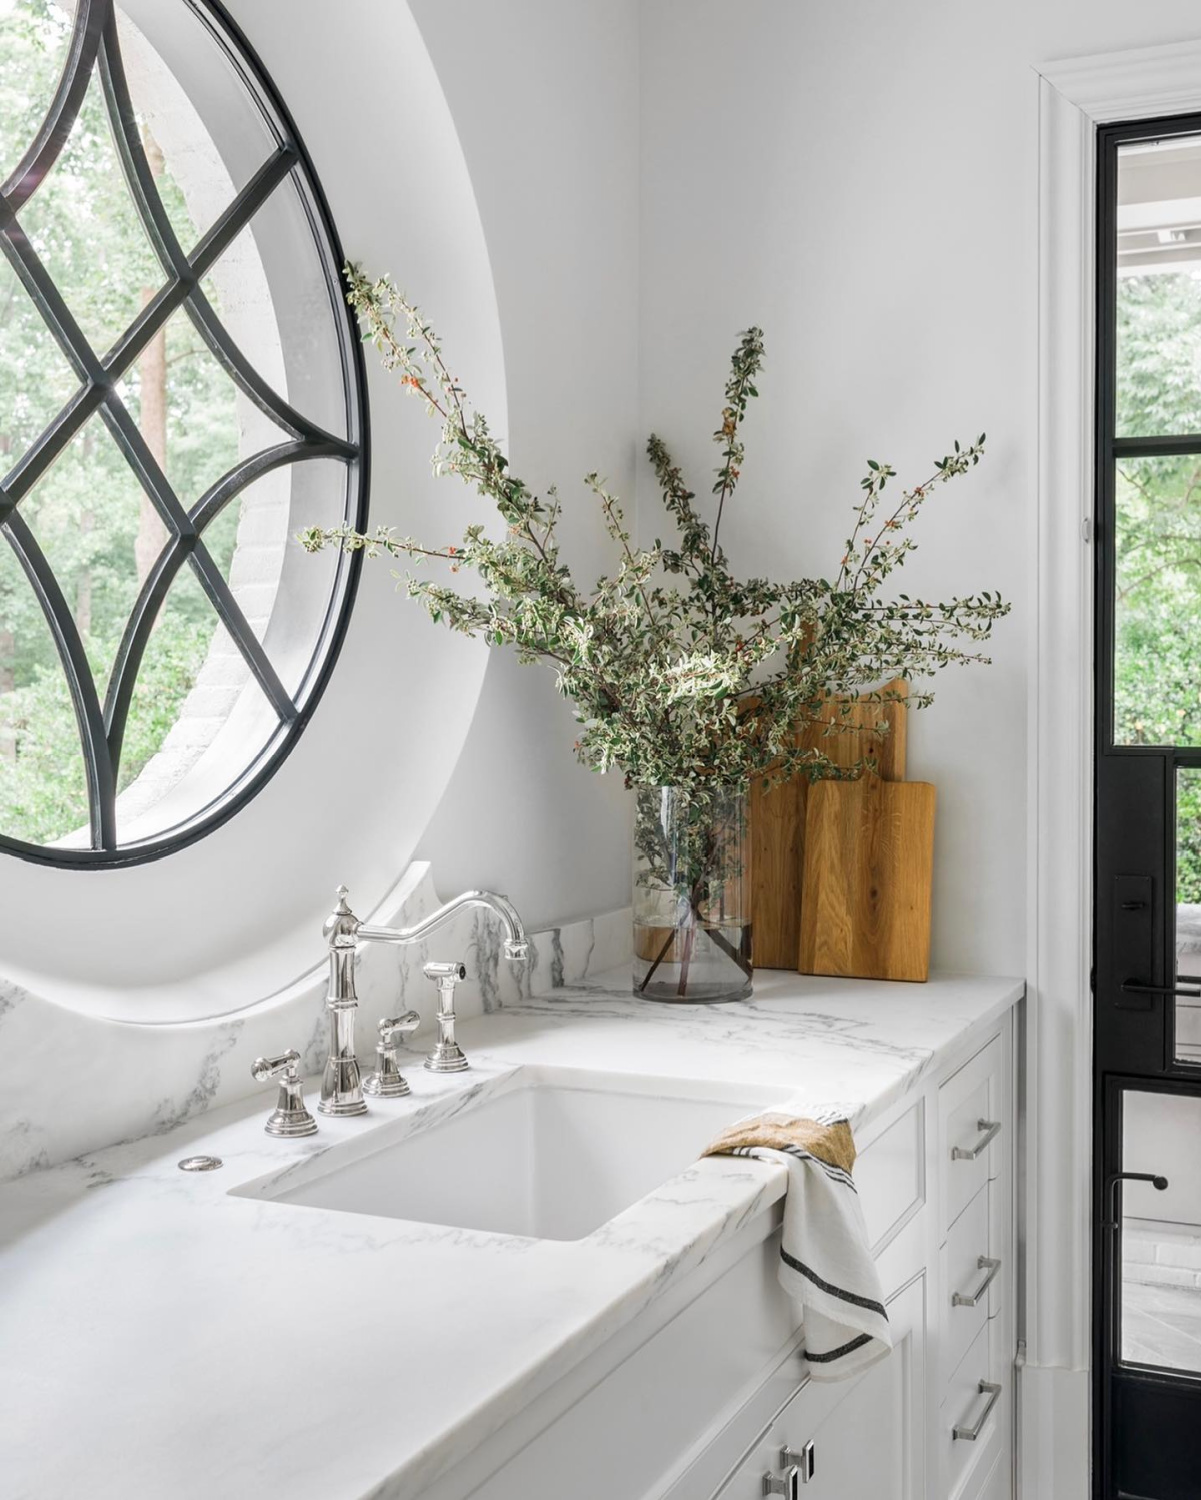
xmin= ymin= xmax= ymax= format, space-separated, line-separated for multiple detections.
xmin=798 ymin=776 xmax=936 ymax=982
xmin=750 ymin=680 xmax=909 ymax=969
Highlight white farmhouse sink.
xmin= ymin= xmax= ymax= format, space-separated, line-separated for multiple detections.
xmin=234 ymin=1068 xmax=767 ymax=1242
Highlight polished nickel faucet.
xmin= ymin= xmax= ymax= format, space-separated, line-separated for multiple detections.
xmin=319 ymin=885 xmax=529 ymax=1116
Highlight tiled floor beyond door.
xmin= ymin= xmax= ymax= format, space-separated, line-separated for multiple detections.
xmin=1123 ymin=1280 xmax=1201 ymax=1373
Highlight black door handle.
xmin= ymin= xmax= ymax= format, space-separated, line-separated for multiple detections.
xmin=1120 ymin=979 xmax=1201 ymax=1000
xmin=1103 ymin=1170 xmax=1168 ymax=1230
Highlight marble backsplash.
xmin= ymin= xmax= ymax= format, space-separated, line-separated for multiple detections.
xmin=0 ymin=861 xmax=630 ymax=1183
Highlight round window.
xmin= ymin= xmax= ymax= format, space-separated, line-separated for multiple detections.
xmin=0 ymin=0 xmax=367 ymax=865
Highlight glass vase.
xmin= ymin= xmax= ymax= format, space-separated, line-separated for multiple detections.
xmin=632 ymin=785 xmax=753 ymax=1003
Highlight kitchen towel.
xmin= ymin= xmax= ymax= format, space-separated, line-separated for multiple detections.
xmin=702 ymin=1111 xmax=892 ymax=1380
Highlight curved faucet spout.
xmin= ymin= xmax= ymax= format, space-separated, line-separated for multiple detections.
xmin=357 ymin=889 xmax=529 ymax=961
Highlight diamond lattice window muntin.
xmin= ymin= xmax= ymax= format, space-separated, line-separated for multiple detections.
xmin=0 ymin=0 xmax=367 ymax=866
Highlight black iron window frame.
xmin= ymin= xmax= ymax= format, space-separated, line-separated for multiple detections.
xmin=1098 ymin=116 xmax=1201 ymax=736
xmin=0 ymin=0 xmax=368 ymax=867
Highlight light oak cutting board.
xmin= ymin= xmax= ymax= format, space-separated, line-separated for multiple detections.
xmin=798 ymin=776 xmax=936 ymax=982
xmin=750 ymin=680 xmax=909 ymax=969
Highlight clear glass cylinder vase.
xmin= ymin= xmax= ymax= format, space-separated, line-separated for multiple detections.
xmin=632 ymin=785 xmax=752 ymax=1003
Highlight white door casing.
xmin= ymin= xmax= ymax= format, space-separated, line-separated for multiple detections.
xmin=1029 ymin=38 xmax=1201 ymax=1500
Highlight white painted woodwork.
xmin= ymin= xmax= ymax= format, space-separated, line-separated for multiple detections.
xmin=941 ymin=1038 xmax=1004 ymax=1232
xmin=1031 ymin=39 xmax=1201 ymax=1498
xmin=857 ymin=1098 xmax=926 ymax=1256
xmin=943 ymin=1187 xmax=993 ymax=1385
xmin=431 ymin=1009 xmax=1017 ymax=1500
xmin=715 ymin=1276 xmax=926 ymax=1500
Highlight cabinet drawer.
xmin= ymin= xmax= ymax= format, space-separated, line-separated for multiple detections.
xmin=941 ymin=1185 xmax=992 ymax=1385
xmin=939 ymin=1317 xmax=1006 ymax=1500
xmin=940 ymin=1037 xmax=1003 ymax=1234
xmin=857 ymin=1099 xmax=924 ymax=1254
xmin=973 ymin=1449 xmax=1010 ymax=1500
xmin=940 ymin=1178 xmax=1007 ymax=1388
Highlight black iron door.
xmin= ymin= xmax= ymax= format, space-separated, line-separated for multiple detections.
xmin=1095 ymin=111 xmax=1201 ymax=1499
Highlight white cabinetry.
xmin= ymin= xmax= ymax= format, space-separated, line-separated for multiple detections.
xmin=429 ymin=1009 xmax=1017 ymax=1500
xmin=714 ymin=1274 xmax=926 ymax=1500
xmin=935 ymin=1032 xmax=1014 ymax=1500
xmin=686 ymin=1016 xmax=1016 ymax=1500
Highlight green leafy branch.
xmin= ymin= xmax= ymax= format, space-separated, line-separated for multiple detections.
xmin=299 ymin=264 xmax=1011 ymax=792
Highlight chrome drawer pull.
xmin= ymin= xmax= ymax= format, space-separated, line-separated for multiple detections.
xmin=952 ymin=1255 xmax=1002 ymax=1308
xmin=951 ymin=1118 xmax=1001 ymax=1161
xmin=761 ymin=1464 xmax=798 ymax=1498
xmin=952 ymin=1380 xmax=1002 ymax=1441
xmin=782 ymin=1443 xmax=815 ymax=1484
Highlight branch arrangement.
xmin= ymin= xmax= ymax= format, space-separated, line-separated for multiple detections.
xmin=300 ymin=266 xmax=1010 ymax=792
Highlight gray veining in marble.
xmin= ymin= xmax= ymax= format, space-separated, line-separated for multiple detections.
xmin=0 ymin=861 xmax=630 ymax=1182
xmin=0 ymin=966 xmax=1022 ymax=1500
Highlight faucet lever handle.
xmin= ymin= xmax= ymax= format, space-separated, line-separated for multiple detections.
xmin=379 ymin=1011 xmax=421 ymax=1045
xmin=251 ymin=1050 xmax=318 ymax=1138
xmin=364 ymin=1010 xmax=421 ymax=1099
xmin=252 ymin=1049 xmax=302 ymax=1083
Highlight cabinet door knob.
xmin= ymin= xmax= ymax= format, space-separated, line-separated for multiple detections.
xmin=782 ymin=1441 xmax=815 ymax=1482
xmin=761 ymin=1465 xmax=799 ymax=1498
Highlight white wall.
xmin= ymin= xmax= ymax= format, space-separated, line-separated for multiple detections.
xmin=14 ymin=0 xmax=1201 ymax=1011
xmin=0 ymin=0 xmax=644 ymax=1164
xmin=0 ymin=0 xmax=506 ymax=1020
xmin=0 ymin=0 xmax=641 ymax=1018
xmin=408 ymin=0 xmax=639 ymax=929
xmin=638 ymin=0 xmax=1201 ymax=977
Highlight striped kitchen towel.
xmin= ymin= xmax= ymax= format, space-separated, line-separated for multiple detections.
xmin=702 ymin=1111 xmax=892 ymax=1381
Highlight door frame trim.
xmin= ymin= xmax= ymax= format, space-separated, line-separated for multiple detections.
xmin=1030 ymin=39 xmax=1201 ymax=1500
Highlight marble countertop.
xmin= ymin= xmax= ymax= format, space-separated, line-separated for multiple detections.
xmin=0 ymin=968 xmax=1022 ymax=1500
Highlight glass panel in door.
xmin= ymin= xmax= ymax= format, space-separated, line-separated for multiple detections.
xmin=1120 ymin=1089 xmax=1201 ymax=1374
xmin=1113 ymin=458 xmax=1201 ymax=750
xmin=1116 ymin=135 xmax=1201 ymax=440
xmin=1113 ymin=133 xmax=1201 ymax=751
